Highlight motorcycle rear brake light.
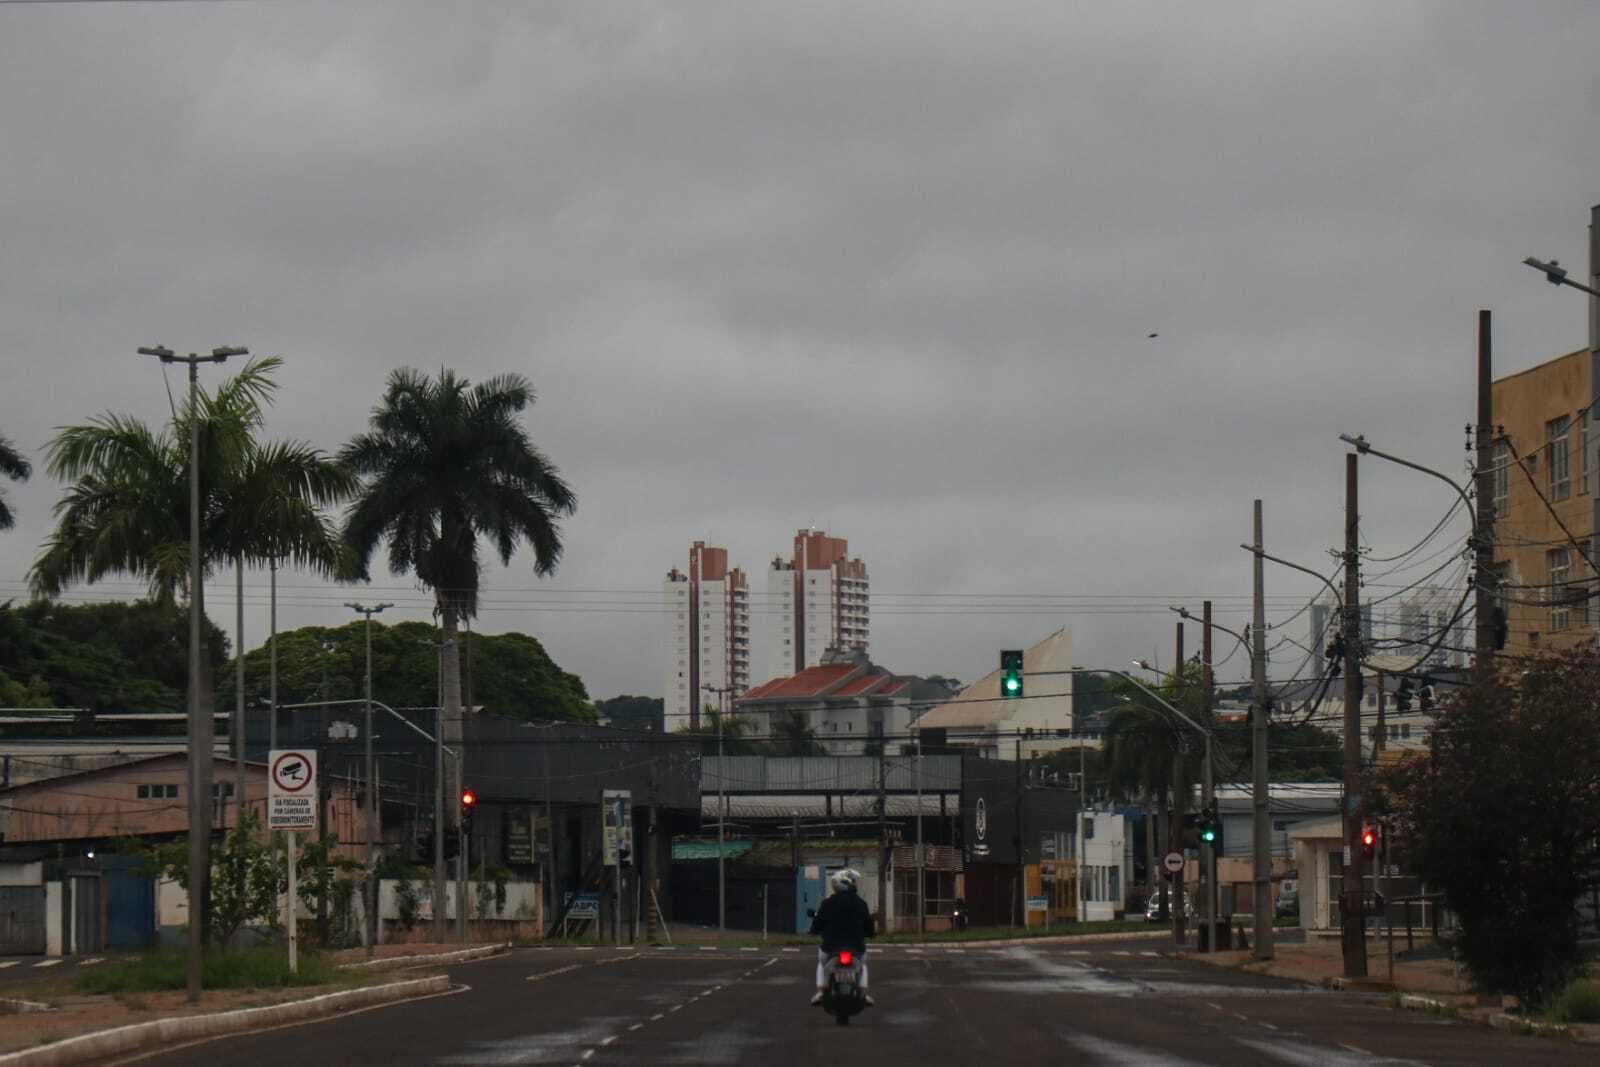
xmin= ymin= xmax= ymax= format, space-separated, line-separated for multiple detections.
xmin=839 ymin=951 xmax=853 ymax=965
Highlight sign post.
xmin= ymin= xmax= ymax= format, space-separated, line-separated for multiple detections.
xmin=602 ymin=789 xmax=632 ymax=946
xmin=269 ymin=750 xmax=318 ymax=973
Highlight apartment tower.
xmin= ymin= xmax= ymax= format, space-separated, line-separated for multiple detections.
xmin=765 ymin=529 xmax=869 ymax=682
xmin=664 ymin=542 xmax=750 ymax=733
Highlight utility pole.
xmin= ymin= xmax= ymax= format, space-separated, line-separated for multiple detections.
xmin=1250 ymin=499 xmax=1273 ymax=960
xmin=1170 ymin=622 xmax=1187 ymax=947
xmin=346 ymin=601 xmax=392 ymax=957
xmin=1474 ymin=309 xmax=1497 ymax=666
xmin=878 ymin=749 xmax=889 ymax=930
xmin=139 ymin=343 xmax=242 ymax=1003
xmin=1201 ymin=600 xmax=1216 ymax=951
xmin=1341 ymin=454 xmax=1368 ymax=977
xmin=1374 ymin=670 xmax=1386 ymax=760
xmin=915 ymin=726 xmax=925 ymax=936
xmin=234 ymin=561 xmax=246 ymax=835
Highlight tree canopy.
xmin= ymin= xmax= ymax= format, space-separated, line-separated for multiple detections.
xmin=220 ymin=619 xmax=594 ymax=723
xmin=0 ymin=599 xmax=228 ymax=711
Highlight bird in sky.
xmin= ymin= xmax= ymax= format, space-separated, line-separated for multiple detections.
xmin=1148 ymin=332 xmax=1159 ymax=339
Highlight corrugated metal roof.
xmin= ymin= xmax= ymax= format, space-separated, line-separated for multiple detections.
xmin=700 ymin=793 xmax=957 ymax=819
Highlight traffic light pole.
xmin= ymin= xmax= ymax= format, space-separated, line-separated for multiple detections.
xmin=1341 ymin=454 xmax=1368 ymax=978
xmin=1201 ymin=600 xmax=1217 ymax=951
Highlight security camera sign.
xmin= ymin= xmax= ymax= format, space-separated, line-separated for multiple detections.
xmin=268 ymin=750 xmax=318 ymax=832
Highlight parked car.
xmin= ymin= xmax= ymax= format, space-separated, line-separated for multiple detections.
xmin=1144 ymin=893 xmax=1196 ymax=922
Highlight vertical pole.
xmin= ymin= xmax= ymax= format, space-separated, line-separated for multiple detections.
xmin=1251 ymin=499 xmax=1273 ymax=960
xmin=1589 ymin=206 xmax=1600 ymax=604
xmin=234 ymin=561 xmax=245 ymax=832
xmin=877 ymin=750 xmax=888 ymax=930
xmin=1475 ymin=309 xmax=1498 ymax=665
xmin=287 ymin=830 xmax=298 ymax=974
xmin=1201 ymin=599 xmax=1216 ymax=951
xmin=364 ymin=615 xmax=376 ymax=958
xmin=1342 ymin=454 xmax=1369 ymax=977
xmin=1079 ymin=742 xmax=1086 ymax=923
xmin=542 ymin=732 xmax=553 ymax=933
xmin=269 ymin=561 xmax=278 ymax=753
xmin=434 ymin=703 xmax=446 ymax=944
xmin=916 ymin=729 xmax=925 ymax=935
xmin=185 ymin=358 xmax=207 ymax=1004
xmin=717 ymin=705 xmax=726 ymax=931
xmin=1014 ymin=736 xmax=1023 ymax=929
xmin=455 ymin=751 xmax=466 ymax=943
xmin=1170 ymin=622 xmax=1187 ymax=947
xmin=614 ymin=796 xmax=623 ymax=948
xmin=1375 ymin=670 xmax=1386 ymax=760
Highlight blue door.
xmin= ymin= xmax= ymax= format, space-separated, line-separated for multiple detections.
xmin=103 ymin=858 xmax=156 ymax=950
xmin=795 ymin=865 xmax=828 ymax=934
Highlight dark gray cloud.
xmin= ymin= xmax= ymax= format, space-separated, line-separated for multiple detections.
xmin=2 ymin=1 xmax=1596 ymax=698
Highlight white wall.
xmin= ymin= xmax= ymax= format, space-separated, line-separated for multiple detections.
xmin=664 ymin=576 xmax=691 ymax=732
xmin=0 ymin=860 xmax=42 ymax=886
xmin=379 ymin=878 xmax=542 ymax=922
xmin=1078 ymin=811 xmax=1131 ymax=921
xmin=45 ymin=880 xmax=62 ymax=956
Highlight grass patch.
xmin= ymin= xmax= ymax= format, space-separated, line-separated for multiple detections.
xmin=1550 ymin=978 xmax=1600 ymax=1024
xmin=73 ymin=947 xmax=341 ymax=996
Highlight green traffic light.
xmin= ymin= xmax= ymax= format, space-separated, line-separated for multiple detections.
xmin=1005 ymin=677 xmax=1019 ymax=692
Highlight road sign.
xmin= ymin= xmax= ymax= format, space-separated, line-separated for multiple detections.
xmin=602 ymin=789 xmax=632 ymax=866
xmin=1163 ymin=851 xmax=1184 ymax=874
xmin=268 ymin=750 xmax=317 ymax=832
xmin=566 ymin=891 xmax=601 ymax=919
xmin=1026 ymin=896 xmax=1049 ymax=911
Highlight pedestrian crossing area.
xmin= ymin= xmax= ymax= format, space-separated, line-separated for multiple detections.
xmin=0 ymin=956 xmax=102 ymax=969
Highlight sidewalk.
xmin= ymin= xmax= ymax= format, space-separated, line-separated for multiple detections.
xmin=1185 ymin=933 xmax=1466 ymax=995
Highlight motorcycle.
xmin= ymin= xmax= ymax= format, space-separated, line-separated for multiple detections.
xmin=951 ymin=904 xmax=969 ymax=932
xmin=820 ymin=949 xmax=868 ymax=1026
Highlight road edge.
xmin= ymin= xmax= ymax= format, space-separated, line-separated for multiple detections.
xmin=0 ymin=975 xmax=450 ymax=1067
xmin=340 ymin=942 xmax=511 ymax=972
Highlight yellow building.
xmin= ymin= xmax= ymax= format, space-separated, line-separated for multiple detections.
xmin=1490 ymin=348 xmax=1596 ymax=653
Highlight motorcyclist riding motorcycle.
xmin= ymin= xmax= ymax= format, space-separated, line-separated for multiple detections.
xmin=809 ymin=868 xmax=875 ymax=1007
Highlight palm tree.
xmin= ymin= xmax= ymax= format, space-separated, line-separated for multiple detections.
xmin=30 ymin=356 xmax=351 ymax=939
xmin=339 ymin=367 xmax=576 ymax=843
xmin=0 ymin=432 xmax=30 ymax=531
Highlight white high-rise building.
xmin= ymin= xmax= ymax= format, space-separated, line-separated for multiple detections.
xmin=663 ymin=542 xmax=750 ymax=733
xmin=763 ymin=529 xmax=869 ymax=684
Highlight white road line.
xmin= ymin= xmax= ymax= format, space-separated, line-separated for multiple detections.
xmin=740 ymin=946 xmax=757 ymax=951
xmin=33 ymin=959 xmax=63 ymax=968
xmin=600 ymin=1036 xmax=617 ymax=1046
xmin=651 ymin=1013 xmax=665 ymax=1021
xmin=1233 ymin=1013 xmax=1250 ymax=1022
xmin=669 ymin=1004 xmax=683 ymax=1012
xmin=576 ymin=946 xmax=594 ymax=952
xmin=580 ymin=1051 xmax=595 ymax=1061
xmin=1112 ymin=950 xmax=1132 ymax=957
xmin=1339 ymin=1045 xmax=1369 ymax=1055
xmin=526 ymin=964 xmax=585 ymax=983
xmin=782 ymin=947 xmax=800 ymax=953
xmin=1259 ymin=1022 xmax=1278 ymax=1031
xmin=629 ymin=1023 xmax=644 ymax=1032
xmin=699 ymin=946 xmax=717 ymax=951
xmin=79 ymin=957 xmax=104 ymax=966
xmin=0 ymin=961 xmax=20 ymax=969
xmin=1206 ymin=1002 xmax=1224 ymax=1011
xmin=1140 ymin=951 xmax=1159 ymax=957
xmin=655 ymin=945 xmax=676 ymax=950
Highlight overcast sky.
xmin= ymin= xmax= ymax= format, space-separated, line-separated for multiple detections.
xmin=1 ymin=1 xmax=1596 ymax=702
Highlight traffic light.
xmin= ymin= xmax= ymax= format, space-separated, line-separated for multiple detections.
xmin=1395 ymin=678 xmax=1414 ymax=713
xmin=1000 ymin=649 xmax=1024 ymax=700
xmin=460 ymin=788 xmax=477 ymax=836
xmin=1198 ymin=807 xmax=1222 ymax=852
xmin=1419 ymin=676 xmax=1435 ymax=713
xmin=1492 ymin=605 xmax=1509 ymax=650
xmin=1361 ymin=824 xmax=1377 ymax=861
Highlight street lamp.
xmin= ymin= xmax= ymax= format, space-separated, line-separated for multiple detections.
xmin=1522 ymin=256 xmax=1600 ymax=299
xmin=139 ymin=342 xmax=244 ymax=1004
xmin=345 ymin=601 xmax=393 ymax=956
xmin=703 ymin=684 xmax=736 ymax=931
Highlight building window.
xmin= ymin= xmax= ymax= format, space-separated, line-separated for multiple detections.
xmin=210 ymin=782 xmax=235 ymax=799
xmin=1548 ymin=416 xmax=1571 ymax=501
xmin=1583 ymin=411 xmax=1593 ymax=495
xmin=1549 ymin=547 xmax=1572 ymax=631
xmin=1400 ymin=724 xmax=1411 ymax=739
xmin=1492 ymin=440 xmax=1510 ymax=518
xmin=137 ymin=783 xmax=178 ymax=800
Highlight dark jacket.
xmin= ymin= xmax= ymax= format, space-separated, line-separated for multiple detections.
xmin=809 ymin=889 xmax=875 ymax=955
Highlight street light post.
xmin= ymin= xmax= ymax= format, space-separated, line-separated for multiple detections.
xmin=703 ymin=684 xmax=735 ymax=931
xmin=139 ymin=343 xmax=244 ymax=1004
xmin=346 ymin=601 xmax=392 ymax=957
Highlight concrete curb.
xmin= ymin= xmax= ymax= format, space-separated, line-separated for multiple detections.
xmin=1325 ymin=975 xmax=1396 ymax=992
xmin=0 ymin=975 xmax=449 ymax=1067
xmin=0 ymin=999 xmax=54 ymax=1015
xmin=340 ymin=942 xmax=511 ymax=972
xmin=1487 ymin=1012 xmax=1577 ymax=1039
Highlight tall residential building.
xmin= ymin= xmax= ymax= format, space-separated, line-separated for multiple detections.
xmin=663 ymin=542 xmax=750 ymax=733
xmin=765 ymin=529 xmax=869 ymax=683
xmin=1491 ymin=345 xmax=1598 ymax=655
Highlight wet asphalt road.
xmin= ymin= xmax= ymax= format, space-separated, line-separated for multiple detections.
xmin=114 ymin=939 xmax=1594 ymax=1066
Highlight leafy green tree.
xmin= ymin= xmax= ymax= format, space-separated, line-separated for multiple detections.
xmin=676 ymin=709 xmax=765 ymax=755
xmin=339 ymin=369 xmax=577 ymax=818
xmin=770 ymin=710 xmax=825 ymax=755
xmin=220 ymin=619 xmax=592 ymax=722
xmin=0 ymin=599 xmax=227 ymax=711
xmin=0 ymin=431 xmax=29 ymax=531
xmin=1384 ymin=652 xmax=1600 ymax=1010
xmin=137 ymin=810 xmax=286 ymax=946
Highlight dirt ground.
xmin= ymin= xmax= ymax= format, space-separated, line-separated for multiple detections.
xmin=1189 ymin=934 xmax=1467 ymax=995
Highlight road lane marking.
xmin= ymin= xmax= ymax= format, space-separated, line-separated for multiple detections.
xmin=651 ymin=1013 xmax=665 ymax=1021
xmin=1259 ymin=1021 xmax=1278 ymax=1030
xmin=0 ymin=961 xmax=19 ymax=969
xmin=526 ymin=964 xmax=584 ymax=982
xmin=1339 ymin=1045 xmax=1369 ymax=1055
xmin=1207 ymin=1002 xmax=1224 ymax=1011
xmin=600 ymin=1036 xmax=617 ymax=1046
xmin=580 ymin=1051 xmax=595 ymax=1061
xmin=1140 ymin=951 xmax=1159 ymax=957
xmin=33 ymin=960 xmax=62 ymax=968
xmin=576 ymin=946 xmax=593 ymax=951
xmin=669 ymin=1004 xmax=683 ymax=1012
xmin=699 ymin=946 xmax=717 ymax=951
xmin=1112 ymin=950 xmax=1132 ymax=957
xmin=782 ymin=947 xmax=799 ymax=953
xmin=629 ymin=1023 xmax=644 ymax=1032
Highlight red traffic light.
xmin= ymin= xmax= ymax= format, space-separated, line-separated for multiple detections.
xmin=1361 ymin=827 xmax=1375 ymax=847
xmin=461 ymin=789 xmax=477 ymax=808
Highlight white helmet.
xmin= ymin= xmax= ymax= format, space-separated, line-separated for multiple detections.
xmin=829 ymin=868 xmax=861 ymax=894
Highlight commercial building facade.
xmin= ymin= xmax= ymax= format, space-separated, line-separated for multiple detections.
xmin=664 ymin=541 xmax=751 ymax=732
xmin=765 ymin=529 xmax=869 ymax=683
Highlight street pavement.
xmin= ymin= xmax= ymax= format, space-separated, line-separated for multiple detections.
xmin=0 ymin=953 xmax=118 ymax=990
xmin=116 ymin=939 xmax=1594 ymax=1065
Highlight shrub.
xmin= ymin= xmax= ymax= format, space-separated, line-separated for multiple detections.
xmin=73 ymin=947 xmax=339 ymax=995
xmin=1550 ymin=978 xmax=1600 ymax=1024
